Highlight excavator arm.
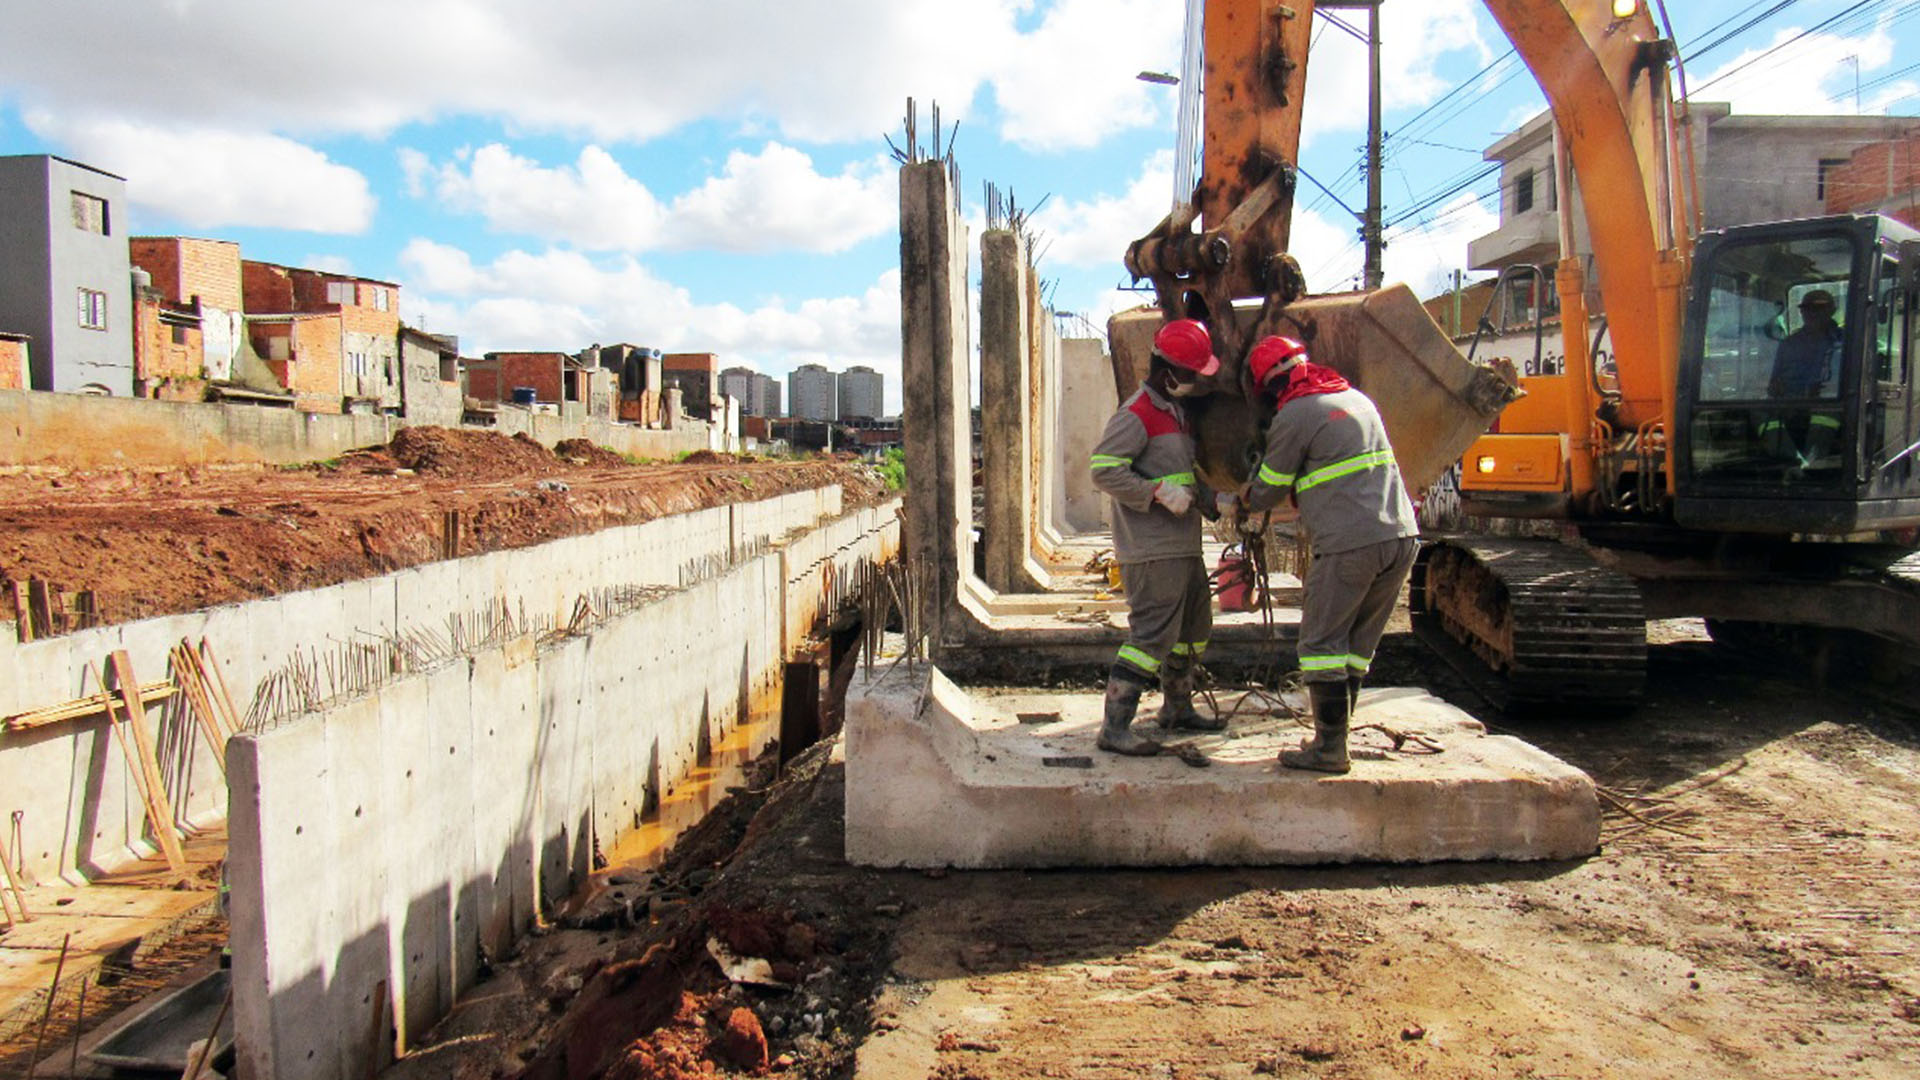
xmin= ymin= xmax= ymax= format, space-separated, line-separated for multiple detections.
xmin=1114 ymin=0 xmax=1691 ymax=508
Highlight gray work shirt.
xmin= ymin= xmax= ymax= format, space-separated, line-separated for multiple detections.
xmin=1247 ymin=387 xmax=1417 ymax=555
xmin=1090 ymin=384 xmax=1204 ymax=563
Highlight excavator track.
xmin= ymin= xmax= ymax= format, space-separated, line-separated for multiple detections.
xmin=1410 ymin=538 xmax=1647 ymax=712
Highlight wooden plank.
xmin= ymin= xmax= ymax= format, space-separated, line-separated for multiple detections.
xmin=9 ymin=580 xmax=31 ymax=644
xmin=26 ymin=579 xmax=54 ymax=640
xmin=0 ymin=829 xmax=28 ymax=925
xmin=4 ymin=682 xmax=176 ymax=734
xmin=169 ymin=645 xmax=227 ymax=778
xmin=196 ymin=639 xmax=244 ymax=739
xmin=98 ymin=655 xmax=188 ymax=878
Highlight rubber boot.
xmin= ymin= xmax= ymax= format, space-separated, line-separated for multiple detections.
xmin=1097 ymin=672 xmax=1161 ymax=757
xmin=1280 ymin=680 xmax=1351 ymax=774
xmin=1347 ymin=673 xmax=1364 ymax=716
xmin=1156 ymin=657 xmax=1226 ymax=731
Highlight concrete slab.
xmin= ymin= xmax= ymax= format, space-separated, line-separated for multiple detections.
xmin=844 ymin=665 xmax=1599 ymax=869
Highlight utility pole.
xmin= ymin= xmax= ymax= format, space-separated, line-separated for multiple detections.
xmin=1364 ymin=0 xmax=1385 ymax=289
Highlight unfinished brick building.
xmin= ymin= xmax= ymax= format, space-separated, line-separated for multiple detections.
xmin=1824 ymin=129 xmax=1920 ymax=227
xmin=242 ymin=261 xmax=402 ymax=413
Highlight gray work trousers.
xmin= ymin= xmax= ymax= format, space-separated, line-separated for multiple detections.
xmin=1116 ymin=556 xmax=1212 ymax=681
xmin=1297 ymin=536 xmax=1417 ymax=683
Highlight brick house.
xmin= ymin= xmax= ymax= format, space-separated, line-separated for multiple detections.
xmin=398 ymin=326 xmax=463 ymax=426
xmin=246 ymin=314 xmax=344 ymax=412
xmin=241 ymin=261 xmax=402 ymax=413
xmin=0 ymin=332 xmax=27 ymax=389
xmin=465 ymin=351 xmax=568 ymax=405
xmin=1823 ymin=129 xmax=1920 ymax=228
xmin=131 ymin=284 xmax=206 ymax=401
xmin=129 ymin=237 xmax=244 ymax=384
xmin=663 ymin=352 xmax=721 ymax=421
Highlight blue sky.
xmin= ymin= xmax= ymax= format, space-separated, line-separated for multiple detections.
xmin=3 ymin=1 xmax=1916 ymax=415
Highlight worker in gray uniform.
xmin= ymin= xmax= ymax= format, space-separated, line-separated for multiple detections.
xmin=1088 ymin=318 xmax=1229 ymax=756
xmin=1239 ymin=335 xmax=1418 ymax=773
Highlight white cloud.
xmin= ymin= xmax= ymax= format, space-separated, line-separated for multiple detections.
xmin=1031 ymin=150 xmax=1177 ymax=268
xmin=1301 ymin=0 xmax=1490 ymax=147
xmin=0 ymin=0 xmax=1048 ymax=148
xmin=410 ymin=142 xmax=895 ymax=253
xmin=1694 ymin=23 xmax=1915 ymax=116
xmin=989 ymin=0 xmax=1181 ymax=151
xmin=24 ymin=113 xmax=376 ymax=233
xmin=397 ymin=239 xmax=905 ymax=407
xmin=663 ymin=144 xmax=896 ymax=252
xmin=1383 ymin=191 xmax=1499 ymax=298
xmin=300 ymin=254 xmax=356 ymax=275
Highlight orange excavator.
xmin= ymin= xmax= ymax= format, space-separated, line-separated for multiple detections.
xmin=1112 ymin=0 xmax=1920 ymax=708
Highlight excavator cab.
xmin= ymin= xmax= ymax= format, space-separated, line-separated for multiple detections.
xmin=1675 ymin=214 xmax=1920 ymax=536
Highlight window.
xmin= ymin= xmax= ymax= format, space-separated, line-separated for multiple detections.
xmin=171 ymin=324 xmax=189 ymax=346
xmin=1514 ymin=169 xmax=1535 ymax=215
xmin=1689 ymin=231 xmax=1857 ymax=488
xmin=70 ymin=192 xmax=108 ymax=235
xmin=326 ymin=281 xmax=357 ymax=306
xmin=77 ymin=288 xmax=107 ymax=331
xmin=372 ymin=287 xmax=390 ymax=312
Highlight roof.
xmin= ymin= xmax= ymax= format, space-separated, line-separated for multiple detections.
xmin=32 ymin=154 xmax=127 ymax=181
xmin=242 ymin=258 xmax=401 ymax=289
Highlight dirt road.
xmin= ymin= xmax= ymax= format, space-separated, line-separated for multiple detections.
xmin=401 ymin=616 xmax=1919 ymax=1080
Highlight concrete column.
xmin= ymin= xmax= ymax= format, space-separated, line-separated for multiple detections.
xmin=979 ymin=229 xmax=1047 ymax=593
xmin=1058 ymin=338 xmax=1119 ymax=533
xmin=1029 ymin=299 xmax=1066 ymax=550
xmin=899 ymin=161 xmax=973 ymax=647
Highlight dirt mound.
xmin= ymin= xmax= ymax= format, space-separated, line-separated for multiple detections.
xmin=385 ymin=426 xmax=560 ymax=479
xmin=679 ymin=450 xmax=734 ymax=465
xmin=554 ymin=438 xmax=631 ymax=468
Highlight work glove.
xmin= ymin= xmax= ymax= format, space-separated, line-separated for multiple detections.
xmin=1215 ymin=492 xmax=1238 ymax=519
xmin=1152 ymin=482 xmax=1194 ymax=516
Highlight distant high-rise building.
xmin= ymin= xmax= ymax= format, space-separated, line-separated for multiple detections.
xmin=837 ymin=364 xmax=884 ymax=421
xmin=788 ymin=362 xmax=836 ymax=421
xmin=720 ymin=365 xmax=757 ymax=412
xmin=721 ymin=365 xmax=782 ymax=416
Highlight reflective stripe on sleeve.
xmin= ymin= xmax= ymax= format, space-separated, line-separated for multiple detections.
xmin=1256 ymin=462 xmax=1295 ymax=488
xmin=1295 ymin=450 xmax=1397 ymax=493
xmin=1810 ymin=414 xmax=1843 ymax=430
xmin=1150 ymin=471 xmax=1196 ymax=486
xmin=1090 ymin=454 xmax=1134 ymax=469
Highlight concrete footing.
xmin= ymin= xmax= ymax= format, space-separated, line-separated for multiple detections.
xmin=845 ymin=665 xmax=1599 ymax=868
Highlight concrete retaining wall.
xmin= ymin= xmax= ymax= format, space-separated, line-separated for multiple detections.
xmin=0 ymin=387 xmax=722 ymax=468
xmin=223 ymin=498 xmax=898 ymax=1080
xmin=0 ymin=486 xmax=852 ymax=886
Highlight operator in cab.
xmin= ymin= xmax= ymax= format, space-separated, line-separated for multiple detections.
xmin=1764 ymin=288 xmax=1845 ymax=465
xmin=1238 ymin=335 xmax=1418 ymax=774
xmin=1088 ymin=319 xmax=1230 ymax=757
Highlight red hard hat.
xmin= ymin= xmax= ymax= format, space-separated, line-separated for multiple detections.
xmin=1248 ymin=335 xmax=1308 ymax=387
xmin=1152 ymin=319 xmax=1220 ymax=377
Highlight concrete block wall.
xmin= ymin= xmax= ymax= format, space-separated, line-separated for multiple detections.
xmin=0 ymin=485 xmax=854 ymax=885
xmin=226 ymin=498 xmax=900 ymax=1080
xmin=0 ymin=387 xmax=716 ymax=468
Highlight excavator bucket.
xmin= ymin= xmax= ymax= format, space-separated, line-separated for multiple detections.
xmin=1108 ymin=284 xmax=1518 ymax=492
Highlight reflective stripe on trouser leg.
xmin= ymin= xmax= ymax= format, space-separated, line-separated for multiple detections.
xmin=1118 ymin=555 xmax=1208 ymax=682
xmin=1297 ymin=537 xmax=1417 ymax=683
